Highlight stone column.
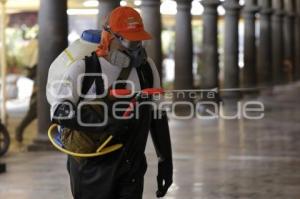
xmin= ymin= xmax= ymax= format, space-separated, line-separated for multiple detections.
xmin=243 ymin=0 xmax=259 ymax=88
xmin=283 ymin=0 xmax=295 ymax=82
xmin=174 ymin=0 xmax=193 ymax=114
xmin=272 ymin=0 xmax=285 ymax=84
xmin=294 ymin=1 xmax=300 ymax=80
xmin=223 ymin=0 xmax=242 ymax=98
xmin=201 ymin=0 xmax=221 ymax=89
xmin=141 ymin=0 xmax=163 ymax=80
xmin=257 ymin=0 xmax=273 ymax=87
xmin=97 ymin=0 xmax=120 ymax=28
xmin=174 ymin=0 xmax=193 ymax=92
xmin=29 ymin=0 xmax=68 ymax=150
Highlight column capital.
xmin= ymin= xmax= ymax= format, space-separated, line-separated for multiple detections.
xmin=272 ymin=0 xmax=283 ymax=9
xmin=202 ymin=0 xmax=220 ymax=15
xmin=222 ymin=0 xmax=243 ymax=14
xmin=260 ymin=8 xmax=273 ymax=15
xmin=272 ymin=0 xmax=285 ymax=16
xmin=176 ymin=0 xmax=192 ymax=4
xmin=284 ymin=0 xmax=294 ymax=11
xmin=259 ymin=0 xmax=273 ymax=14
xmin=243 ymin=0 xmax=260 ymax=13
xmin=222 ymin=0 xmax=242 ymax=10
xmin=176 ymin=0 xmax=192 ymax=10
xmin=141 ymin=0 xmax=161 ymax=7
xmin=258 ymin=0 xmax=272 ymax=8
xmin=297 ymin=1 xmax=300 ymax=15
xmin=201 ymin=0 xmax=221 ymax=8
xmin=284 ymin=0 xmax=296 ymax=16
xmin=243 ymin=6 xmax=260 ymax=14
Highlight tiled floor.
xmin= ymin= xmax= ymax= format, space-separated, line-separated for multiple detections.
xmin=1 ymin=83 xmax=300 ymax=199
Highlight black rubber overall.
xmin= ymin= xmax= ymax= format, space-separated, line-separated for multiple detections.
xmin=66 ymin=54 xmax=153 ymax=199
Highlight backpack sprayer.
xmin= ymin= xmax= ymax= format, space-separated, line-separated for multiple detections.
xmin=48 ymin=88 xmax=164 ymax=158
xmin=46 ymin=30 xmax=101 ymax=105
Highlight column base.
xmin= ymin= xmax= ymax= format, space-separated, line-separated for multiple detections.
xmin=27 ymin=133 xmax=55 ymax=151
xmin=221 ymin=91 xmax=242 ymax=100
xmin=173 ymin=104 xmax=195 ymax=117
xmin=197 ymin=91 xmax=221 ymax=117
xmin=242 ymin=89 xmax=260 ymax=99
xmin=256 ymin=88 xmax=274 ymax=101
xmin=220 ymin=98 xmax=240 ymax=116
xmin=0 ymin=163 xmax=6 ymax=173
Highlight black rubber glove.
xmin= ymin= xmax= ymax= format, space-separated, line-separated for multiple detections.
xmin=150 ymin=110 xmax=173 ymax=198
xmin=156 ymin=158 xmax=173 ymax=197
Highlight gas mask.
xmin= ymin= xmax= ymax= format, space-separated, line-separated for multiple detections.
xmin=106 ymin=28 xmax=147 ymax=68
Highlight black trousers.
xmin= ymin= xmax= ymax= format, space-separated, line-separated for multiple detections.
xmin=67 ymin=154 xmax=145 ymax=199
xmin=16 ymin=95 xmax=37 ymax=137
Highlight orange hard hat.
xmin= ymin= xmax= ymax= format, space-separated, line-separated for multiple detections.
xmin=107 ymin=6 xmax=152 ymax=41
xmin=97 ymin=6 xmax=152 ymax=57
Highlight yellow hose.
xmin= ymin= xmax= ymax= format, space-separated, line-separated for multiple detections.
xmin=48 ymin=124 xmax=123 ymax=158
xmin=96 ymin=135 xmax=113 ymax=152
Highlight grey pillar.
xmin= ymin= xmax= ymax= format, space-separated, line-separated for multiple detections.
xmin=141 ymin=0 xmax=163 ymax=80
xmin=272 ymin=0 xmax=285 ymax=84
xmin=97 ymin=0 xmax=120 ymax=28
xmin=295 ymin=1 xmax=300 ymax=80
xmin=223 ymin=0 xmax=241 ymax=98
xmin=283 ymin=0 xmax=295 ymax=81
xmin=29 ymin=0 xmax=68 ymax=150
xmin=201 ymin=0 xmax=221 ymax=89
xmin=174 ymin=0 xmax=193 ymax=92
xmin=243 ymin=0 xmax=259 ymax=88
xmin=257 ymin=0 xmax=273 ymax=87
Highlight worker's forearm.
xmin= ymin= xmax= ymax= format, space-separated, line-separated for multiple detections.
xmin=150 ymin=110 xmax=172 ymax=162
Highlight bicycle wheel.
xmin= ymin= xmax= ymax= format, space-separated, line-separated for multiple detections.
xmin=0 ymin=124 xmax=10 ymax=157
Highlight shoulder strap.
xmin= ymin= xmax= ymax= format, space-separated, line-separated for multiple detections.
xmin=80 ymin=52 xmax=104 ymax=102
xmin=92 ymin=52 xmax=105 ymax=95
xmin=136 ymin=61 xmax=153 ymax=89
xmin=114 ymin=65 xmax=133 ymax=89
xmin=81 ymin=52 xmax=135 ymax=101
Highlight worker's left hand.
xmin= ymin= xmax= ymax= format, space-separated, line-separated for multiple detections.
xmin=156 ymin=159 xmax=173 ymax=198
